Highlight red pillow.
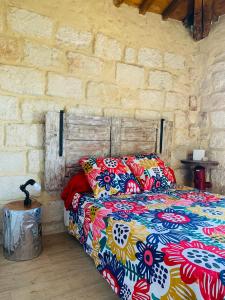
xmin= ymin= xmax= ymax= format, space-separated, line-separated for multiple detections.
xmin=168 ymin=167 xmax=176 ymax=184
xmin=61 ymin=171 xmax=92 ymax=209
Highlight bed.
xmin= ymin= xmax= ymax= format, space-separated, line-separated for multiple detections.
xmin=45 ymin=112 xmax=225 ymax=300
xmin=66 ymin=188 xmax=225 ymax=300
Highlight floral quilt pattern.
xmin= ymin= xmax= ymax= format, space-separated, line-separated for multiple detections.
xmin=123 ymin=153 xmax=176 ymax=192
xmin=68 ymin=187 xmax=225 ymax=300
xmin=80 ymin=157 xmax=141 ymax=198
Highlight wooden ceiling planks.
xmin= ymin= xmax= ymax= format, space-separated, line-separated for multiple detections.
xmin=113 ymin=0 xmax=125 ymax=7
xmin=202 ymin=0 xmax=214 ymax=38
xmin=193 ymin=0 xmax=215 ymax=40
xmin=162 ymin=0 xmax=192 ymax=21
xmin=139 ymin=0 xmax=155 ymax=15
xmin=193 ymin=0 xmax=203 ymax=41
xmin=213 ymin=0 xmax=225 ymax=17
xmin=113 ymin=0 xmax=225 ymax=40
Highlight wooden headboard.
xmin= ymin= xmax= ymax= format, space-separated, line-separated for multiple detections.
xmin=45 ymin=112 xmax=173 ymax=192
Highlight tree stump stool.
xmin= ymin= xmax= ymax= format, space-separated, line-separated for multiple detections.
xmin=2 ymin=200 xmax=42 ymax=261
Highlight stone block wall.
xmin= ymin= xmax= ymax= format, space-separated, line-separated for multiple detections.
xmin=0 ymin=0 xmax=200 ymax=236
xmin=198 ymin=16 xmax=225 ymax=194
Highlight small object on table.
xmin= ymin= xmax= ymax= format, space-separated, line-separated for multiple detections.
xmin=194 ymin=165 xmax=206 ymax=190
xmin=193 ymin=149 xmax=205 ymax=161
xmin=181 ymin=159 xmax=219 ymax=191
xmin=2 ymin=179 xmax=42 ymax=261
xmin=20 ymin=178 xmax=41 ymax=207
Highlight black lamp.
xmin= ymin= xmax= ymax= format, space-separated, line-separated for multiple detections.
xmin=20 ymin=179 xmax=41 ymax=207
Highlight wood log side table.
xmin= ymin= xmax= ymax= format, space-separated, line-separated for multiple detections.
xmin=181 ymin=160 xmax=219 ymax=190
xmin=3 ymin=200 xmax=42 ymax=261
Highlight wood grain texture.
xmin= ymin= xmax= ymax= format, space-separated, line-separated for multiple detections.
xmin=213 ymin=0 xmax=225 ymax=17
xmin=5 ymin=200 xmax=41 ymax=211
xmin=0 ymin=233 xmax=118 ymax=300
xmin=121 ymin=127 xmax=156 ymax=141
xmin=113 ymin=0 xmax=124 ymax=7
xmin=202 ymin=0 xmax=214 ymax=38
xmin=45 ymin=113 xmax=111 ymax=191
xmin=139 ymin=0 xmax=155 ymax=14
xmin=181 ymin=159 xmax=219 ymax=166
xmin=159 ymin=120 xmax=173 ymax=165
xmin=66 ymin=114 xmax=111 ymax=126
xmin=193 ymin=0 xmax=203 ymax=41
xmin=121 ymin=0 xmax=175 ymax=13
xmin=110 ymin=118 xmax=122 ymax=157
xmin=162 ymin=0 xmax=184 ymax=19
xmin=120 ymin=141 xmax=157 ymax=155
xmin=113 ymin=0 xmax=225 ymax=41
xmin=45 ymin=112 xmax=65 ymax=192
xmin=111 ymin=118 xmax=160 ymax=157
xmin=121 ymin=118 xmax=158 ymax=128
xmin=66 ymin=140 xmax=111 ymax=165
xmin=45 ymin=113 xmax=173 ymax=192
xmin=66 ymin=124 xmax=110 ymax=141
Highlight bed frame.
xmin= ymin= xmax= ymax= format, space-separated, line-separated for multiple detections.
xmin=45 ymin=112 xmax=173 ymax=192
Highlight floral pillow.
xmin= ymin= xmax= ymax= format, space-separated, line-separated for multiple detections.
xmin=123 ymin=153 xmax=176 ymax=192
xmin=80 ymin=156 xmax=141 ymax=198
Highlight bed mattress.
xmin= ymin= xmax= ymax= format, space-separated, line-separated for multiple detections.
xmin=66 ymin=187 xmax=225 ymax=300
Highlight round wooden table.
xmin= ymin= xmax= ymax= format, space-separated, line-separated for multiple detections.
xmin=3 ymin=200 xmax=42 ymax=261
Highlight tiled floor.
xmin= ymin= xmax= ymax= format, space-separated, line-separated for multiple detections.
xmin=0 ymin=233 xmax=118 ymax=300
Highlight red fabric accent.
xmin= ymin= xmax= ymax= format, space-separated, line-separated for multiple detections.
xmin=194 ymin=166 xmax=206 ymax=190
xmin=168 ymin=167 xmax=176 ymax=184
xmin=61 ymin=171 xmax=92 ymax=209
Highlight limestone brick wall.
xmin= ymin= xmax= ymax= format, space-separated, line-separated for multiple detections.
xmin=198 ymin=16 xmax=225 ymax=195
xmin=0 ymin=0 xmax=200 ymax=236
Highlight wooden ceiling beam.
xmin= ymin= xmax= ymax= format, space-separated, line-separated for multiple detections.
xmin=193 ymin=0 xmax=203 ymax=41
xmin=139 ymin=0 xmax=154 ymax=15
xmin=162 ymin=0 xmax=183 ymax=20
xmin=212 ymin=15 xmax=219 ymax=22
xmin=112 ymin=0 xmax=224 ymax=41
xmin=113 ymin=0 xmax=124 ymax=7
xmin=213 ymin=0 xmax=225 ymax=17
xmin=202 ymin=0 xmax=214 ymax=38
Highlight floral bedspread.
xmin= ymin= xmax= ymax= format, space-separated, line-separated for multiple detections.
xmin=68 ymin=187 xmax=225 ymax=300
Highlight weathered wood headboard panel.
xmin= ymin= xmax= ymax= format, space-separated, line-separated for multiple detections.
xmin=45 ymin=112 xmax=111 ymax=191
xmin=45 ymin=112 xmax=173 ymax=192
xmin=65 ymin=114 xmax=111 ymax=175
xmin=111 ymin=118 xmax=159 ymax=156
